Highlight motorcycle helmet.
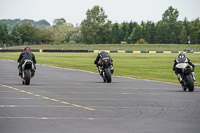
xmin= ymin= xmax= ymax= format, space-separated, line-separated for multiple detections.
xmin=24 ymin=47 xmax=31 ymax=51
xmin=98 ymin=50 xmax=104 ymax=54
xmin=178 ymin=52 xmax=185 ymax=59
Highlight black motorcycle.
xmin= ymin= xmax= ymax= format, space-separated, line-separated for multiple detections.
xmin=99 ymin=57 xmax=112 ymax=83
xmin=21 ymin=59 xmax=35 ymax=85
xmin=176 ymin=63 xmax=195 ymax=92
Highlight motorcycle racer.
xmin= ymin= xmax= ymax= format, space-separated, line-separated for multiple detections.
xmin=17 ymin=47 xmax=36 ymax=76
xmin=94 ymin=50 xmax=114 ymax=75
xmin=173 ymin=52 xmax=196 ymax=81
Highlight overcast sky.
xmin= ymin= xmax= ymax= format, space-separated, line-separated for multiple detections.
xmin=0 ymin=0 xmax=199 ymax=25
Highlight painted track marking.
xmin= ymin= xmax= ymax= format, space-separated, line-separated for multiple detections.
xmin=0 ymin=84 xmax=95 ymax=111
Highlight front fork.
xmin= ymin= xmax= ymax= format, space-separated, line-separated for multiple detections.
xmin=177 ymin=73 xmax=183 ymax=82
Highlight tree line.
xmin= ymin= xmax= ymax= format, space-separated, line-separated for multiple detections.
xmin=0 ymin=19 xmax=50 ymax=31
xmin=0 ymin=6 xmax=200 ymax=47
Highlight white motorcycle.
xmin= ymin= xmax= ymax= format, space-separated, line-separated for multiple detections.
xmin=21 ymin=59 xmax=35 ymax=85
xmin=176 ymin=63 xmax=195 ymax=92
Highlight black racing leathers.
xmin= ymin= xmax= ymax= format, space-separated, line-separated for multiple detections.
xmin=94 ymin=51 xmax=113 ymax=66
xmin=17 ymin=51 xmax=36 ymax=67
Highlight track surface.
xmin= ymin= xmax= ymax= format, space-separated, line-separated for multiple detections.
xmin=0 ymin=59 xmax=200 ymax=133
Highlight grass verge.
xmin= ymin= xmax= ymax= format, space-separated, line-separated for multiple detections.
xmin=6 ymin=44 xmax=200 ymax=51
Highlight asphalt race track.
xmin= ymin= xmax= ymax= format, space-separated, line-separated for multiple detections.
xmin=0 ymin=59 xmax=200 ymax=133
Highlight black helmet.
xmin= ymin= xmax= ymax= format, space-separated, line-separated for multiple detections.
xmin=24 ymin=47 xmax=31 ymax=51
xmin=178 ymin=52 xmax=185 ymax=59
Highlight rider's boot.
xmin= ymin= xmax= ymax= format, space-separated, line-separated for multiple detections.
xmin=18 ymin=69 xmax=22 ymax=76
xmin=31 ymin=69 xmax=35 ymax=77
xmin=110 ymin=65 xmax=114 ymax=74
xmin=98 ymin=66 xmax=103 ymax=76
xmin=192 ymin=72 xmax=196 ymax=81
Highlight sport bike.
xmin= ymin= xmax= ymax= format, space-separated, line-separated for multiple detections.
xmin=21 ymin=59 xmax=35 ymax=85
xmin=176 ymin=63 xmax=195 ymax=92
xmin=99 ymin=57 xmax=112 ymax=83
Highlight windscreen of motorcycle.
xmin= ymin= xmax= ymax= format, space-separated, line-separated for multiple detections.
xmin=176 ymin=63 xmax=187 ymax=69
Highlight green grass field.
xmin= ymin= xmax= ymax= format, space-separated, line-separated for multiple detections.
xmin=6 ymin=44 xmax=200 ymax=51
xmin=0 ymin=52 xmax=199 ymax=86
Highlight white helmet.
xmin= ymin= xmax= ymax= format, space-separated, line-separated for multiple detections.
xmin=98 ymin=50 xmax=104 ymax=54
xmin=178 ymin=52 xmax=185 ymax=59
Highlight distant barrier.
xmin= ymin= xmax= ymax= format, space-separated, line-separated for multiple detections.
xmin=91 ymin=50 xmax=200 ymax=54
xmin=42 ymin=49 xmax=88 ymax=52
xmin=0 ymin=49 xmax=199 ymax=53
xmin=0 ymin=49 xmax=87 ymax=53
xmin=0 ymin=49 xmax=40 ymax=52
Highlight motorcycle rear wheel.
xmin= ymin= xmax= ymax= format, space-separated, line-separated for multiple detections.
xmin=104 ymin=68 xmax=112 ymax=83
xmin=186 ymin=75 xmax=194 ymax=92
xmin=24 ymin=69 xmax=31 ymax=85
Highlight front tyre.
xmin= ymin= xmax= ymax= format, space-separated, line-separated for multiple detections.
xmin=25 ymin=69 xmax=31 ymax=85
xmin=186 ymin=75 xmax=194 ymax=92
xmin=104 ymin=68 xmax=112 ymax=83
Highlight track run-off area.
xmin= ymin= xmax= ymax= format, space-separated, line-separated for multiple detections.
xmin=0 ymin=59 xmax=200 ymax=133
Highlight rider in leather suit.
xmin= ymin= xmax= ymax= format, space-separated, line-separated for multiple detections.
xmin=173 ymin=52 xmax=196 ymax=81
xmin=17 ymin=47 xmax=36 ymax=76
xmin=94 ymin=50 xmax=114 ymax=75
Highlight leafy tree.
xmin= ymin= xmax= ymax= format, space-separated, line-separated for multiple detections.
xmin=69 ymin=30 xmax=81 ymax=43
xmin=41 ymin=26 xmax=56 ymax=43
xmin=162 ymin=6 xmax=179 ymax=26
xmin=37 ymin=20 xmax=50 ymax=27
xmin=0 ymin=19 xmax=50 ymax=31
xmin=143 ymin=21 xmax=156 ymax=43
xmin=129 ymin=25 xmax=141 ymax=44
xmin=53 ymin=18 xmax=66 ymax=26
xmin=18 ymin=23 xmax=38 ymax=44
xmin=81 ymin=5 xmax=112 ymax=44
xmin=53 ymin=24 xmax=73 ymax=43
xmin=161 ymin=6 xmax=179 ymax=43
xmin=183 ymin=17 xmax=190 ymax=38
xmin=155 ymin=21 xmax=169 ymax=43
xmin=1 ymin=6 xmax=200 ymax=45
xmin=120 ymin=22 xmax=129 ymax=42
xmin=128 ymin=21 xmax=137 ymax=35
xmin=174 ymin=21 xmax=183 ymax=44
xmin=190 ymin=18 xmax=200 ymax=44
xmin=10 ymin=25 xmax=22 ymax=45
xmin=0 ymin=22 xmax=8 ymax=46
xmin=170 ymin=32 xmax=177 ymax=44
xmin=111 ymin=23 xmax=120 ymax=44
xmin=140 ymin=21 xmax=145 ymax=40
xmin=36 ymin=28 xmax=53 ymax=44
xmin=65 ymin=27 xmax=81 ymax=43
xmin=180 ymin=26 xmax=187 ymax=44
